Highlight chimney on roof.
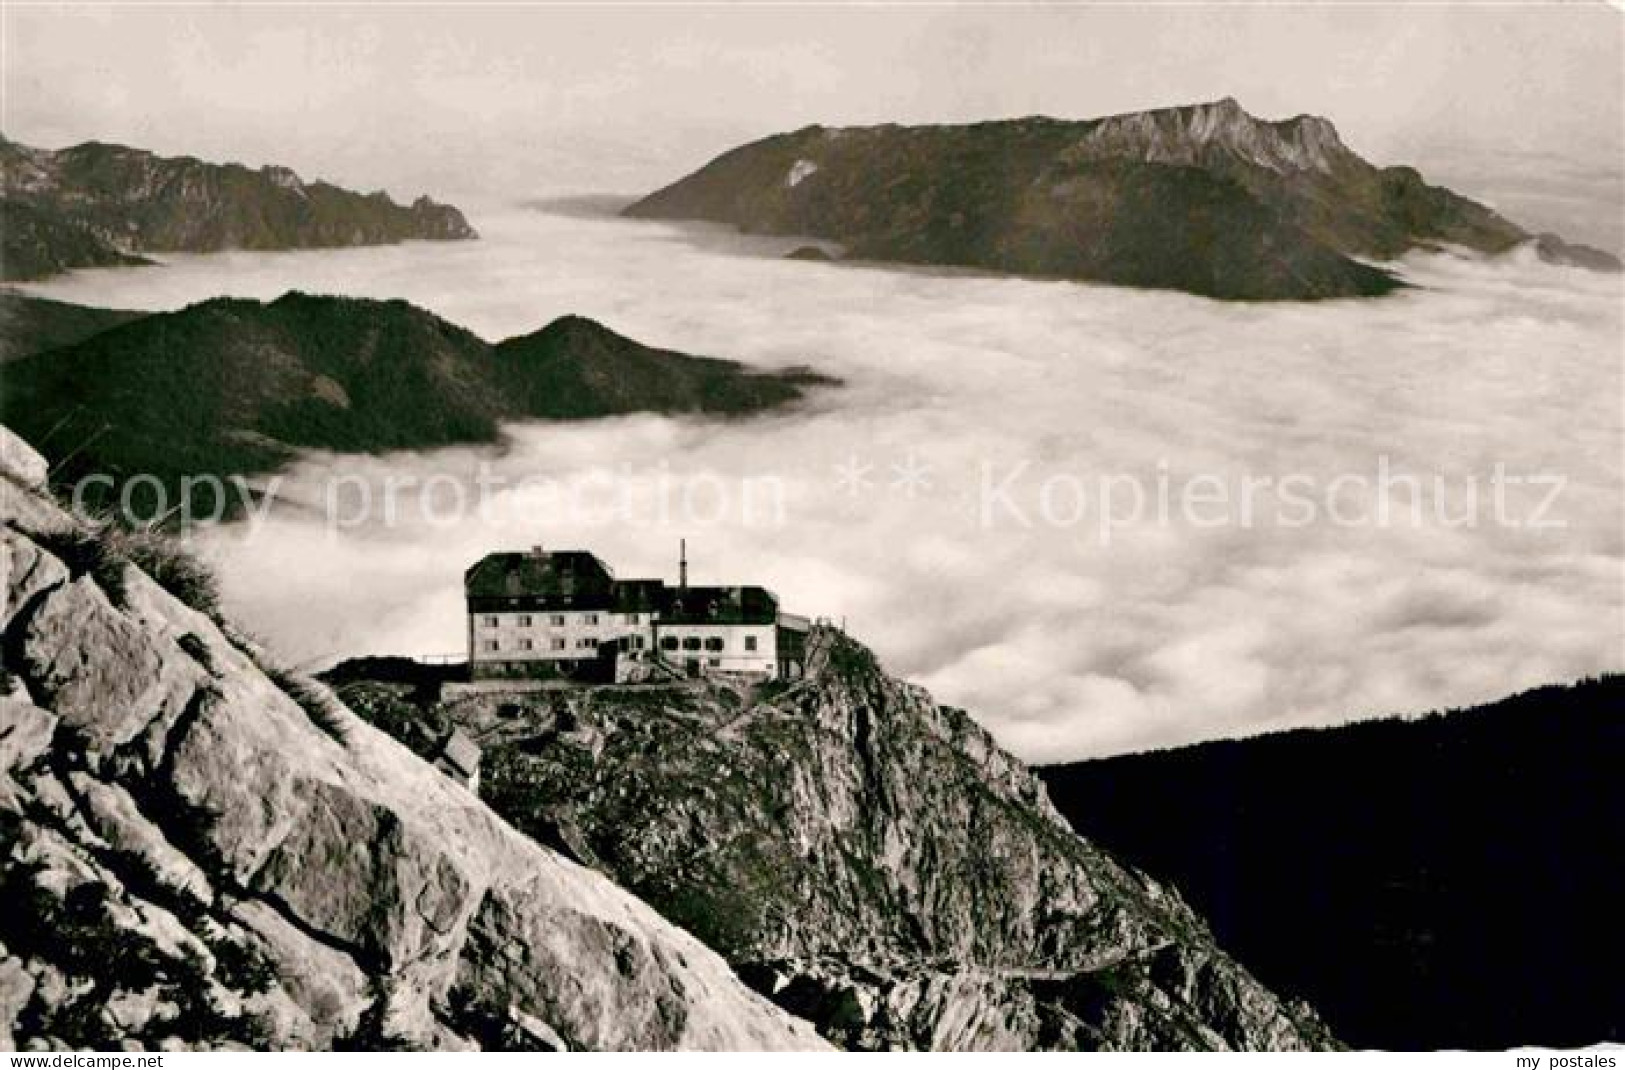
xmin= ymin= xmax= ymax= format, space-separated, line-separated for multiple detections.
xmin=679 ymin=539 xmax=688 ymax=592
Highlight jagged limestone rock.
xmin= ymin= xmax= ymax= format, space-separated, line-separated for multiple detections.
xmin=0 ymin=427 xmax=47 ymax=490
xmin=0 ymin=949 xmax=36 ymax=1048
xmin=21 ymin=574 xmax=210 ymax=769
xmin=348 ymin=633 xmax=1341 ymax=1050
xmin=0 ymin=687 xmax=56 ymax=783
xmin=2 ymin=530 xmax=71 ymax=632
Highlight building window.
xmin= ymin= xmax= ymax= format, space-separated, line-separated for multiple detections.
xmin=632 ymin=636 xmax=645 ymax=650
xmin=550 ymin=614 xmax=566 ymax=626
xmin=704 ymin=637 xmax=724 ymax=652
xmin=682 ymin=637 xmax=702 ymax=651
xmin=708 ymin=658 xmax=721 ymax=668
xmin=482 ymin=640 xmax=499 ymax=652
xmin=584 ymin=613 xmax=600 ymax=626
xmin=518 ymin=615 xmax=533 ymax=627
xmin=577 ymin=637 xmax=598 ymax=649
xmin=660 ymin=636 xmax=679 ymax=651
xmin=483 ymin=615 xmax=499 ymax=628
xmin=519 ymin=639 xmax=533 ymax=651
xmin=745 ymin=635 xmax=758 ymax=652
xmin=551 ymin=637 xmax=566 ymax=651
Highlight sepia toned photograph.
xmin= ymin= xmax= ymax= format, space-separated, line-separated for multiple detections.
xmin=0 ymin=1 xmax=1620 ymax=1056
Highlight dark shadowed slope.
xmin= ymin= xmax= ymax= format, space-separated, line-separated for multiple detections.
xmin=627 ymin=98 xmax=1619 ymax=300
xmin=0 ymin=292 xmax=833 ymax=512
xmin=1038 ymin=677 xmax=1625 ymax=1050
xmin=0 ymin=135 xmax=475 ymax=281
xmin=0 ymin=291 xmax=147 ymax=362
xmin=0 ymin=201 xmax=153 ymax=281
xmin=492 ymin=314 xmax=829 ymax=418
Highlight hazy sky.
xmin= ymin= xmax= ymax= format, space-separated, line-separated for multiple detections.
xmin=3 ymin=4 xmax=1622 ymax=244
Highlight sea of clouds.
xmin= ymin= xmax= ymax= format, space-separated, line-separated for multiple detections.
xmin=21 ymin=201 xmax=1623 ymax=761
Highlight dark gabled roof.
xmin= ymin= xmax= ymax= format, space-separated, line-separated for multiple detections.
xmin=613 ymin=578 xmax=667 ymax=613
xmin=661 ymin=585 xmax=779 ymax=625
xmin=464 ymin=550 xmax=616 ymax=605
xmin=464 ymin=550 xmax=783 ymax=623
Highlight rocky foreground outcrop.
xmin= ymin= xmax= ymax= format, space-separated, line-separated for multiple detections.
xmin=339 ymin=646 xmax=1338 ymax=1050
xmin=0 ymin=426 xmax=826 ymax=1051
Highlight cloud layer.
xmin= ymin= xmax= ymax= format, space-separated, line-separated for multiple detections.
xmin=23 ymin=204 xmax=1623 ymax=762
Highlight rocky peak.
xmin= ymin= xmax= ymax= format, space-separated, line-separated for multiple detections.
xmin=261 ymin=165 xmax=305 ymax=192
xmin=519 ymin=313 xmax=621 ymax=349
xmin=1073 ymin=97 xmax=1356 ymax=174
xmin=342 ymin=627 xmax=1339 ymax=1050
xmin=0 ymin=136 xmax=58 ymax=196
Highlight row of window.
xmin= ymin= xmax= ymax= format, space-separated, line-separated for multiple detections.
xmin=477 ymin=637 xmax=764 ymax=656
xmin=659 ymin=635 xmax=759 ymax=653
xmin=481 ymin=637 xmax=581 ymax=653
xmin=480 ymin=635 xmax=652 ymax=655
xmin=479 ymin=612 xmax=645 ymax=629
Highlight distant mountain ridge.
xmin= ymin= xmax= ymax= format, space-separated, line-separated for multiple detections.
xmin=0 ymin=292 xmax=832 ymax=512
xmin=1038 ymin=677 xmax=1625 ymax=1049
xmin=626 ymin=98 xmax=1620 ymax=299
xmin=0 ymin=135 xmax=476 ymax=280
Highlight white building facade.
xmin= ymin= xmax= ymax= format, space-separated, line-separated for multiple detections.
xmin=464 ymin=548 xmax=802 ymax=681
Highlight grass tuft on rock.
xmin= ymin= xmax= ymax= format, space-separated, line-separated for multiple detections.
xmin=27 ymin=520 xmax=221 ymax=619
xmin=264 ymin=665 xmax=350 ymax=745
xmin=29 ymin=527 xmax=130 ymax=606
xmin=118 ymin=530 xmax=222 ymax=618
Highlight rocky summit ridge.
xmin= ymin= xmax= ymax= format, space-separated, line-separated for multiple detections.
xmin=0 ymin=135 xmax=475 ymax=281
xmin=1068 ymin=97 xmax=1354 ymax=175
xmin=626 ymin=97 xmax=1620 ymax=299
xmin=337 ymin=636 xmax=1338 ymax=1050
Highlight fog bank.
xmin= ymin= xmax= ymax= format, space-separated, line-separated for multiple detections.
xmin=22 ymin=204 xmax=1623 ymax=761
